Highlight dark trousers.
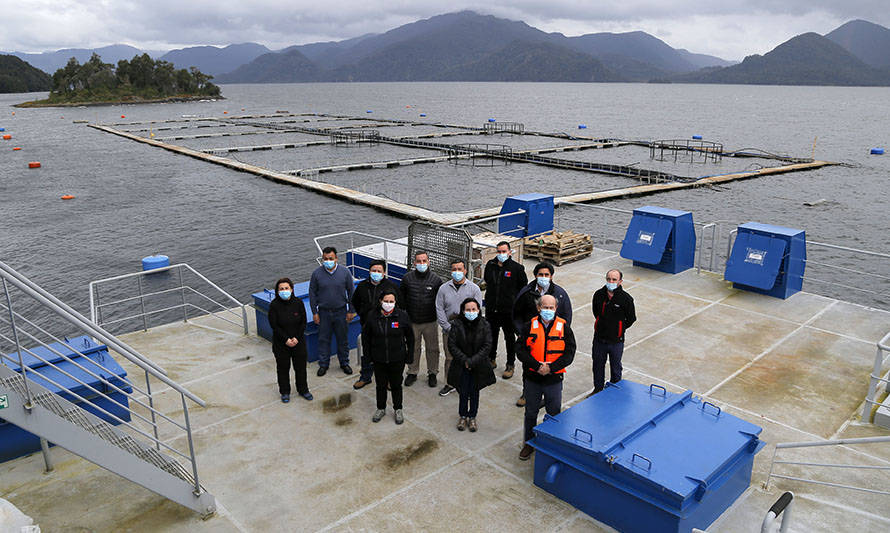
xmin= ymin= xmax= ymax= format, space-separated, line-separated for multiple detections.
xmin=592 ymin=338 xmax=624 ymax=392
xmin=318 ymin=306 xmax=349 ymax=368
xmin=486 ymin=310 xmax=517 ymax=365
xmin=358 ymin=322 xmax=374 ymax=382
xmin=458 ymin=367 xmax=480 ymax=418
xmin=274 ymin=347 xmax=308 ymax=396
xmin=524 ymin=378 xmax=562 ymax=442
xmin=373 ymin=361 xmax=405 ymax=410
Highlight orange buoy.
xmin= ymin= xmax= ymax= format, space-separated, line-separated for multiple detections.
xmin=28 ymin=162 xmax=41 ymax=168
xmin=223 ymin=111 xmax=228 ymax=114
xmin=2 ymin=134 xmax=10 ymax=140
xmin=61 ymin=194 xmax=75 ymax=200
xmin=12 ymin=147 xmax=21 ymax=151
xmin=121 ymin=115 xmax=126 ymax=118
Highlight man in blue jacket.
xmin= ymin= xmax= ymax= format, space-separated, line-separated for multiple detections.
xmin=309 ymin=247 xmax=356 ymax=376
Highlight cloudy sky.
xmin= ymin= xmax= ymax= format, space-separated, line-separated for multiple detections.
xmin=5 ymin=1 xmax=887 ymax=60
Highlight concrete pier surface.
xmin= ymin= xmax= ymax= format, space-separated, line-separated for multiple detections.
xmin=2 ymin=251 xmax=888 ymax=532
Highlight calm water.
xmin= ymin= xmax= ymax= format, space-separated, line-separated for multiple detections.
xmin=1 ymin=82 xmax=888 ymax=330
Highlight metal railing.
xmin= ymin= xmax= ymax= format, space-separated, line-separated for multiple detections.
xmin=89 ymin=264 xmax=248 ymax=335
xmin=313 ymin=231 xmax=409 ymax=282
xmin=765 ymin=435 xmax=890 ymax=495
xmin=863 ymin=330 xmax=890 ymax=422
xmin=761 ymin=492 xmax=794 ymax=533
xmin=0 ymin=260 xmax=210 ymax=500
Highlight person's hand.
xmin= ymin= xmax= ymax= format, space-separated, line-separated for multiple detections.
xmin=538 ymin=363 xmax=550 ymax=376
xmin=313 ymin=313 xmax=320 ymax=325
xmin=346 ymin=312 xmax=356 ymax=322
xmin=465 ymin=362 xmax=470 ymax=369
xmin=285 ymin=338 xmax=297 ymax=348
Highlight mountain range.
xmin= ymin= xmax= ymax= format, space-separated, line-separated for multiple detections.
xmin=3 ymin=13 xmax=890 ymax=88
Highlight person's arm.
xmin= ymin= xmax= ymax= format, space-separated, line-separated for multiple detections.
xmin=591 ymin=291 xmax=601 ymax=319
xmin=398 ymin=275 xmax=409 ymax=313
xmin=436 ymin=286 xmax=449 ymax=331
xmin=472 ymin=283 xmax=483 ymax=307
xmin=447 ymin=322 xmax=470 ymax=364
xmin=350 ymin=282 xmax=364 ymax=318
xmin=361 ymin=316 xmax=373 ymax=357
xmin=483 ymin=260 xmax=494 ymax=289
xmin=561 ymin=290 xmax=573 ymax=327
xmin=294 ymin=297 xmax=307 ymax=339
xmin=516 ymin=263 xmax=528 ymax=290
xmin=402 ymin=313 xmax=414 ymax=364
xmin=624 ymin=294 xmax=637 ymax=330
xmin=514 ymin=322 xmax=540 ymax=372
xmin=549 ymin=323 xmax=576 ymax=373
xmin=469 ymin=320 xmax=493 ymax=368
xmin=345 ymin=270 xmax=356 ymax=316
xmin=268 ymin=302 xmax=288 ymax=344
xmin=511 ymin=288 xmax=528 ymax=333
xmin=308 ymin=271 xmax=319 ymax=315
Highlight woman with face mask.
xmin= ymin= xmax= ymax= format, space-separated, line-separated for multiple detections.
xmin=267 ymin=277 xmax=312 ymax=403
xmin=360 ymin=289 xmax=415 ymax=424
xmin=446 ymin=298 xmax=495 ymax=432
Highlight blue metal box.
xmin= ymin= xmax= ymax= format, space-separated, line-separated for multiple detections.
xmin=498 ymin=193 xmax=554 ymax=237
xmin=724 ymin=222 xmax=805 ymax=299
xmin=252 ymin=279 xmax=361 ymax=362
xmin=620 ymin=206 xmax=696 ymax=274
xmin=530 ymin=380 xmax=764 ymax=533
xmin=1 ymin=336 xmax=132 ymax=463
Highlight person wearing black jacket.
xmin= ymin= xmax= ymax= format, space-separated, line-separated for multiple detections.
xmin=483 ymin=241 xmax=527 ymax=379
xmin=591 ymin=269 xmax=636 ymax=394
xmin=361 ymin=289 xmax=415 ymax=425
xmin=515 ymin=294 xmax=576 ymax=461
xmin=399 ymin=251 xmax=443 ymax=388
xmin=267 ymin=277 xmax=312 ymax=403
xmin=510 ymin=262 xmax=572 ymax=407
xmin=351 ymin=259 xmax=401 ymax=390
xmin=446 ymin=298 xmax=495 ymax=432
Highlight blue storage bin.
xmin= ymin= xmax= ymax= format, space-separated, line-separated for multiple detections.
xmin=498 ymin=193 xmax=554 ymax=237
xmin=724 ymin=222 xmax=805 ymax=299
xmin=531 ymin=380 xmax=764 ymax=533
xmin=253 ymin=279 xmax=361 ymax=362
xmin=1 ymin=336 xmax=132 ymax=463
xmin=620 ymin=206 xmax=696 ymax=274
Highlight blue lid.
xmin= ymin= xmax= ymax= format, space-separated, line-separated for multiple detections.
xmin=738 ymin=222 xmax=804 ymax=238
xmin=5 ymin=336 xmax=106 ymax=372
xmin=634 ymin=206 xmax=691 ymax=218
xmin=725 ymin=232 xmax=787 ymax=289
xmin=620 ymin=215 xmax=672 ymax=264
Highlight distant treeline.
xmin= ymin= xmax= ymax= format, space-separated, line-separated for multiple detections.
xmin=0 ymin=54 xmax=52 ymax=93
xmin=48 ymin=53 xmax=220 ymax=101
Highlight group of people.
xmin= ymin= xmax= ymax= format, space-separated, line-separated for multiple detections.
xmin=267 ymin=243 xmax=636 ymax=459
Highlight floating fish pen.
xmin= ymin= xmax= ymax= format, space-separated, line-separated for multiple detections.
xmin=650 ymin=139 xmax=724 ymax=163
xmin=483 ymin=121 xmax=524 ymax=135
xmin=449 ymin=143 xmax=513 ymax=166
xmin=330 ymin=129 xmax=381 ymax=146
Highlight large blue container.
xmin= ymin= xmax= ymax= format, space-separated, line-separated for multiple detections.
xmin=1 ymin=336 xmax=132 ymax=462
xmin=252 ymin=279 xmax=361 ymax=362
xmin=620 ymin=206 xmax=696 ymax=274
xmin=498 ymin=193 xmax=554 ymax=238
xmin=724 ymin=222 xmax=805 ymax=299
xmin=531 ymin=380 xmax=764 ymax=533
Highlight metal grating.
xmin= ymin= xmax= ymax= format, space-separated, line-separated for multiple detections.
xmin=407 ymin=222 xmax=473 ymax=280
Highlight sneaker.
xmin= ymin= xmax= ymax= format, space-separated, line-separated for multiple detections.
xmin=353 ymin=379 xmax=370 ymax=390
xmin=502 ymin=364 xmax=514 ymax=379
xmin=372 ymin=408 xmax=386 ymax=423
xmin=317 ymin=366 xmax=328 ymax=377
xmin=468 ymin=418 xmax=477 ymax=432
xmin=341 ymin=365 xmax=353 ymax=375
xmin=404 ymin=374 xmax=418 ymax=387
xmin=281 ymin=394 xmax=290 ymax=403
xmin=438 ymin=385 xmax=454 ymax=396
xmin=515 ymin=395 xmax=526 ymax=407
xmin=301 ymin=392 xmax=313 ymax=401
xmin=394 ymin=409 xmax=404 ymax=425
xmin=457 ymin=417 xmax=467 ymax=431
xmin=519 ymin=444 xmax=534 ymax=461
xmin=490 ymin=359 xmax=497 ymax=368
xmin=428 ymin=374 xmax=437 ymax=387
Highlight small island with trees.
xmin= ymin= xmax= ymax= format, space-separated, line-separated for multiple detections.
xmin=16 ymin=53 xmax=221 ymax=107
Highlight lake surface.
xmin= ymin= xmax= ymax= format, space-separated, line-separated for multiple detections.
xmin=1 ymin=82 xmax=888 ymax=330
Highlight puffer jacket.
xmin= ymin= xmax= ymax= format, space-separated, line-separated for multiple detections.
xmin=446 ymin=316 xmax=496 ymax=392
xmin=360 ymin=307 xmax=415 ymax=364
xmin=399 ymin=268 xmax=443 ymax=323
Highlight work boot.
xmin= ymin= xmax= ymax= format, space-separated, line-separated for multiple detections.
xmin=519 ymin=444 xmax=534 ymax=461
xmin=341 ymin=365 xmax=353 ymax=375
xmin=516 ymin=395 xmax=526 ymax=407
xmin=404 ymin=373 xmax=418 ymax=387
xmin=281 ymin=394 xmax=290 ymax=403
xmin=428 ymin=374 xmax=437 ymax=387
xmin=353 ymin=379 xmax=370 ymax=390
xmin=468 ymin=418 xmax=477 ymax=432
xmin=301 ymin=392 xmax=314 ymax=401
xmin=457 ymin=417 xmax=467 ymax=431
xmin=317 ymin=366 xmax=328 ymax=377
xmin=372 ymin=408 xmax=386 ymax=423
xmin=394 ymin=409 xmax=404 ymax=425
xmin=502 ymin=364 xmax=514 ymax=379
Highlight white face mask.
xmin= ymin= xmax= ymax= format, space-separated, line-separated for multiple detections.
xmin=381 ymin=302 xmax=396 ymax=313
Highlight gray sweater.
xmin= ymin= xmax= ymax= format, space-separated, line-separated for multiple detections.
xmin=309 ymin=264 xmax=355 ymax=314
xmin=435 ymin=279 xmax=482 ymax=333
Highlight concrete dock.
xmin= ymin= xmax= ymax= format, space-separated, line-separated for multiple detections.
xmin=2 ymin=250 xmax=888 ymax=532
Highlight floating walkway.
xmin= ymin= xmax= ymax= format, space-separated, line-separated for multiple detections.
xmin=286 ymin=153 xmax=474 ymax=176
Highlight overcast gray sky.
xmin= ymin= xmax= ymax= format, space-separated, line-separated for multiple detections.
xmin=6 ymin=1 xmax=888 ymax=60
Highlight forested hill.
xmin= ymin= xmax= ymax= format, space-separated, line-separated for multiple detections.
xmin=0 ymin=55 xmax=52 ymax=93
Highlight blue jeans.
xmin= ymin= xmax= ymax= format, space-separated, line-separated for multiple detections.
xmin=592 ymin=339 xmax=624 ymax=392
xmin=524 ymin=379 xmax=562 ymax=443
xmin=458 ymin=367 xmax=479 ymax=418
xmin=318 ymin=307 xmax=349 ymax=368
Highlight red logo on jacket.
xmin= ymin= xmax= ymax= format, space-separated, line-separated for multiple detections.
xmin=391 ymin=322 xmax=399 ymax=328
xmin=504 ymin=271 xmax=511 ymax=277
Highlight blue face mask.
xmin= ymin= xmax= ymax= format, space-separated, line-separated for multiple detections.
xmin=606 ymin=282 xmax=619 ymax=291
xmin=496 ymin=253 xmax=509 ymax=263
xmin=540 ymin=309 xmax=556 ymax=321
xmin=464 ymin=311 xmax=478 ymax=321
xmin=415 ymin=263 xmax=428 ymax=273
xmin=370 ymin=272 xmax=384 ymax=283
xmin=278 ymin=290 xmax=292 ymax=300
xmin=451 ymin=271 xmax=464 ymax=282
xmin=323 ymin=260 xmax=336 ymax=270
xmin=536 ymin=276 xmax=550 ymax=290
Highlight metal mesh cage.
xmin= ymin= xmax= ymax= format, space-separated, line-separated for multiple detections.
xmin=407 ymin=222 xmax=473 ymax=279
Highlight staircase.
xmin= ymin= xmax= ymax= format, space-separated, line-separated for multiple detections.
xmin=0 ymin=260 xmax=216 ymax=517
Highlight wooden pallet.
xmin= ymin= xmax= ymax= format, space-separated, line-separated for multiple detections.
xmin=524 ymin=231 xmax=593 ymax=265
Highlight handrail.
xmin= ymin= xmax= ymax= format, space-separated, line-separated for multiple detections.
xmin=89 ymin=263 xmax=249 ymax=335
xmin=447 ymin=209 xmax=525 ymax=228
xmin=862 ymin=330 xmax=890 ymax=422
xmin=765 ymin=435 xmax=890 ymax=496
xmin=761 ymin=492 xmax=793 ymax=533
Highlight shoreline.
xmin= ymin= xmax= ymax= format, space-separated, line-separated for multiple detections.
xmin=14 ymin=95 xmax=224 ymax=108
